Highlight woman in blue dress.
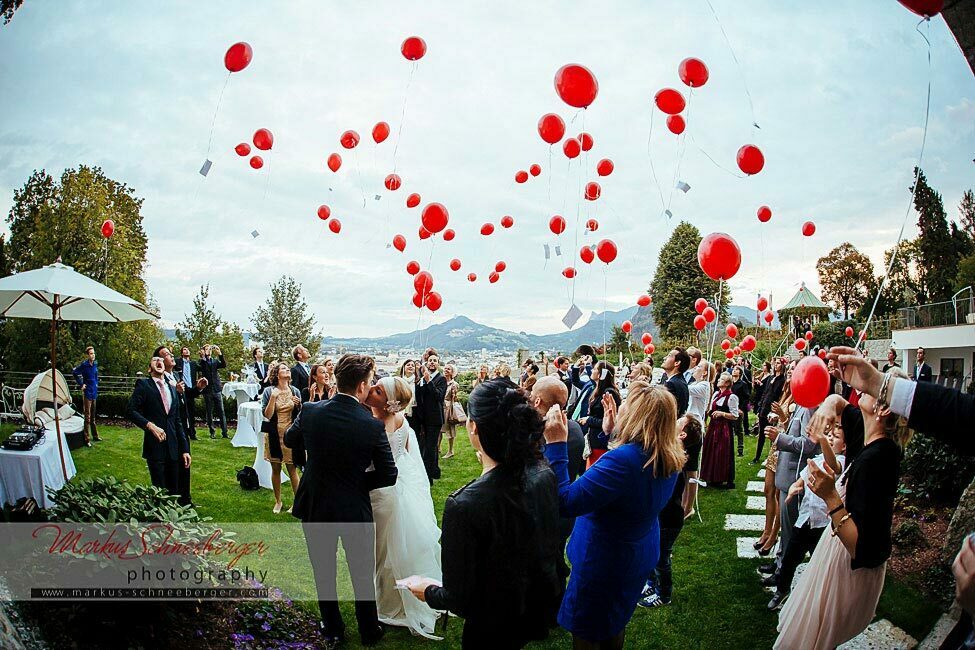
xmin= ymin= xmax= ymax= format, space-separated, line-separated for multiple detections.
xmin=543 ymin=380 xmax=684 ymax=649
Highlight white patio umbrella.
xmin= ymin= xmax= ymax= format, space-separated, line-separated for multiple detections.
xmin=0 ymin=259 xmax=158 ymax=480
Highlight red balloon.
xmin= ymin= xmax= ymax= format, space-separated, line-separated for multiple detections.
xmin=449 ymin=259 xmax=461 ymax=271
xmin=737 ymin=144 xmax=765 ymax=175
xmin=372 ymin=122 xmax=390 ymax=144
xmin=340 ymin=130 xmax=360 ymax=149
xmin=697 ymin=232 xmax=742 ymax=281
xmin=726 ymin=323 xmax=739 ymax=339
xmin=443 ymin=229 xmax=456 ymax=241
xmin=586 ymin=218 xmax=599 ymax=232
xmin=419 ymin=226 xmax=431 ymax=240
xmin=860 ymin=331 xmax=867 ymax=342
xmin=678 ymin=57 xmax=709 ymax=87
xmin=725 ymin=350 xmax=735 ymax=360
xmin=412 ymin=293 xmax=423 ymax=308
xmin=467 ymin=273 xmax=477 ymax=282
xmin=693 ymin=315 xmax=706 ymax=331
xmin=703 ymin=306 xmax=716 ymax=323
xmin=580 ymin=246 xmax=595 ymax=264
xmin=764 ymin=310 xmax=774 ymax=324
xmin=327 ymin=219 xmax=342 ymax=234
xmin=253 ymin=128 xmax=273 ymax=151
xmin=425 ymin=291 xmax=442 ymax=312
xmin=654 ymin=88 xmax=686 ymax=115
xmin=563 ymin=138 xmax=581 ymax=159
xmin=596 ymin=239 xmax=617 ymax=264
xmin=621 ymin=320 xmax=633 ymax=333
xmin=100 ymin=219 xmax=115 ymax=238
xmin=384 ymin=174 xmax=402 ymax=191
xmin=637 ymin=295 xmax=652 ymax=307
xmin=495 ymin=261 xmax=507 ymax=273
xmin=406 ymin=193 xmax=421 ymax=208
xmin=818 ymin=349 xmax=828 ymax=360
xmin=596 ymin=159 xmax=614 ymax=176
xmin=401 ymin=36 xmax=427 ymax=61
xmin=845 ymin=326 xmax=854 ymax=337
xmin=757 ymin=296 xmax=768 ymax=311
xmin=802 ymin=221 xmax=816 ymax=237
xmin=741 ymin=335 xmax=757 ymax=352
xmin=500 ymin=215 xmax=514 ymax=229
xmin=666 ymin=114 xmax=686 ymax=135
xmin=249 ymin=155 xmax=264 ymax=169
xmin=562 ymin=267 xmax=577 ymax=279
xmin=549 ymin=215 xmax=566 ymax=235
xmin=794 ymin=338 xmax=807 ymax=351
xmin=585 ymin=182 xmax=601 ymax=201
xmin=317 ymin=205 xmax=331 ymax=221
xmin=538 ymin=113 xmax=566 ymax=145
xmin=224 ymin=42 xmax=253 ymax=73
xmin=721 ymin=339 xmax=731 ymax=351
xmin=235 ymin=142 xmax=251 ymax=156
xmin=897 ymin=0 xmax=943 ymax=17
xmin=515 ymin=170 xmax=529 ymax=184
xmin=421 ymin=202 xmax=449 ymax=233
xmin=327 ymin=153 xmax=342 ymax=172
xmin=554 ymin=64 xmax=598 ymax=109
xmin=647 ymin=344 xmax=656 ymax=355
xmin=480 ymin=223 xmax=495 ymax=236
xmin=694 ymin=298 xmax=708 ymax=314
xmin=414 ymin=271 xmax=434 ymax=295
xmin=805 ymin=330 xmax=814 ymax=341
xmin=578 ymin=132 xmax=594 ymax=151
xmin=757 ymin=205 xmax=772 ymax=223
xmin=392 ymin=234 xmax=406 ymax=252
xmin=529 ymin=164 xmax=542 ymax=177
xmin=791 ymin=356 xmax=830 ymax=408
xmin=641 ymin=333 xmax=652 ymax=346
xmin=489 ymin=271 xmax=500 ymax=284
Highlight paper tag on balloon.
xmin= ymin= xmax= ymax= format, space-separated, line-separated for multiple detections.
xmin=374 ymin=194 xmax=382 ymax=201
xmin=562 ymin=303 xmax=582 ymax=329
xmin=676 ymin=181 xmax=690 ymax=193
xmin=199 ymin=159 xmax=212 ymax=177
xmin=250 ymin=230 xmax=260 ymax=238
xmin=600 ymin=368 xmax=609 ymax=380
xmin=329 ymin=187 xmax=333 ymax=192
xmin=555 ymin=245 xmax=562 ymax=257
xmin=544 ymin=244 xmax=551 ymax=260
xmin=664 ymin=209 xmax=673 ymax=219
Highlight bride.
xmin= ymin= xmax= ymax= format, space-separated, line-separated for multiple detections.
xmin=365 ymin=375 xmax=444 ymax=639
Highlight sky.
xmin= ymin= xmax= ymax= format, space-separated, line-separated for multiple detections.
xmin=0 ymin=1 xmax=973 ymax=338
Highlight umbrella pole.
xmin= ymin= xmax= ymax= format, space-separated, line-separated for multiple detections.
xmin=50 ymin=307 xmax=68 ymax=482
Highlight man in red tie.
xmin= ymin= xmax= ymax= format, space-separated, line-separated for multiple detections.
xmin=127 ymin=356 xmax=191 ymax=495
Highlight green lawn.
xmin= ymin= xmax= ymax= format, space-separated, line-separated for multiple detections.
xmin=2 ymin=422 xmax=941 ymax=648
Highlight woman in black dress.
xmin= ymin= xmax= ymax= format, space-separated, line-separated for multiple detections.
xmin=579 ymin=361 xmax=621 ymax=469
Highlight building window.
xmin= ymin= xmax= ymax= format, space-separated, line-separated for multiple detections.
xmin=940 ymin=358 xmax=963 ymax=380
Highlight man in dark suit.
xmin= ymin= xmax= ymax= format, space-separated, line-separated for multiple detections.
xmin=156 ymin=345 xmax=195 ymax=506
xmin=174 ymin=346 xmax=201 ymax=440
xmin=291 ymin=345 xmax=312 ymax=394
xmin=414 ymin=353 xmax=447 ymax=484
xmin=914 ymin=347 xmax=932 ymax=382
xmin=127 ymin=356 xmax=191 ymax=495
xmin=555 ymin=356 xmax=572 ymax=396
xmin=731 ymin=366 xmax=752 ymax=457
xmin=752 ymin=357 xmax=786 ymax=464
xmin=198 ymin=344 xmax=227 ymax=439
xmin=285 ymin=354 xmax=397 ymax=648
xmin=252 ymin=346 xmax=270 ymax=388
xmin=660 ymin=347 xmax=690 ymax=417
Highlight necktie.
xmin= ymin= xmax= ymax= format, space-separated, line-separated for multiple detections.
xmin=155 ymin=378 xmax=170 ymax=414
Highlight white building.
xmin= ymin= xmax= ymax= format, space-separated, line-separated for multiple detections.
xmin=889 ymin=288 xmax=974 ymax=391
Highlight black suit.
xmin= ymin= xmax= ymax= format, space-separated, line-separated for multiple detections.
xmin=252 ymin=360 xmax=270 ymax=389
xmin=198 ymin=354 xmax=227 ymax=436
xmin=174 ymin=358 xmax=199 ymax=437
xmin=664 ymin=372 xmax=689 ymax=417
xmin=914 ymin=361 xmax=932 ymax=383
xmin=291 ymin=361 xmax=311 ymax=394
xmin=127 ymin=376 xmax=189 ymax=495
xmin=165 ymin=371 xmax=193 ymax=506
xmin=753 ymin=373 xmax=785 ymax=462
xmin=284 ymin=393 xmax=397 ymax=642
xmin=732 ymin=379 xmax=752 ymax=456
xmin=908 ymin=381 xmax=975 ymax=454
xmin=414 ymin=371 xmax=447 ymax=482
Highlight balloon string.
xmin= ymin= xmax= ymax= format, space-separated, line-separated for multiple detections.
xmin=664 ymin=88 xmax=694 ymax=215
xmin=547 ymin=145 xmax=553 ymax=203
xmin=353 ymin=148 xmax=366 ymax=209
xmin=570 ymin=111 xmax=587 ymax=306
xmin=603 ymin=265 xmax=609 ymax=356
xmin=392 ymin=63 xmax=417 ymax=174
xmin=203 ymin=73 xmax=231 ymax=164
xmin=647 ymin=109 xmax=667 ymax=215
xmin=705 ymin=280 xmax=724 ymax=373
xmin=685 ymin=130 xmax=747 ymax=178
xmin=856 ymin=17 xmax=932 ymax=352
xmin=703 ymin=0 xmax=759 ymax=132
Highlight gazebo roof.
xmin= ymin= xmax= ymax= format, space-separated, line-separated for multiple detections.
xmin=781 ymin=283 xmax=831 ymax=311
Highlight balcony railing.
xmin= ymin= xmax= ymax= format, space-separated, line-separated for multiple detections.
xmin=895 ymin=290 xmax=975 ymax=331
xmin=0 ymin=370 xmax=143 ymax=394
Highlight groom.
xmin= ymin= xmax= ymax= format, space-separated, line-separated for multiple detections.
xmin=285 ymin=353 xmax=398 ymax=648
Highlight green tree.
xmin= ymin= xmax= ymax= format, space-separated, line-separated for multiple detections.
xmin=1 ymin=0 xmax=23 ymax=25
xmin=960 ymin=189 xmax=975 ymax=239
xmin=608 ymin=324 xmax=629 ymax=357
xmin=816 ymin=243 xmax=874 ymax=319
xmin=3 ymin=167 xmax=163 ymax=376
xmin=173 ymin=285 xmax=247 ymax=377
xmin=649 ymin=222 xmax=731 ymax=340
xmin=957 ymin=254 xmax=975 ymax=294
xmin=912 ymin=169 xmax=956 ymax=303
xmin=250 ymin=276 xmax=321 ymax=362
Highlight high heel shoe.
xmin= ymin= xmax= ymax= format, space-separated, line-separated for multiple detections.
xmin=272 ymin=502 xmax=283 ymax=514
xmin=758 ymin=541 xmax=776 ymax=556
xmin=753 ymin=539 xmax=767 ymax=550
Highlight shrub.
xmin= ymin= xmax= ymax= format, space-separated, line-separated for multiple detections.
xmin=892 ymin=520 xmax=925 ymax=550
xmin=902 ymin=432 xmax=975 ymax=504
xmin=48 ymin=474 xmax=203 ymax=524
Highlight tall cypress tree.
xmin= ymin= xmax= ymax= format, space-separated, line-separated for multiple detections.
xmin=911 ymin=169 xmax=956 ymax=302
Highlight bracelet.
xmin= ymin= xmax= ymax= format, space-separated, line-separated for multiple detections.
xmin=877 ymin=372 xmax=892 ymax=412
xmin=831 ymin=513 xmax=852 ymax=537
xmin=828 ymin=504 xmax=845 ymax=517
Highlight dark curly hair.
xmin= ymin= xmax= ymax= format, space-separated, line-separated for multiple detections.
xmin=467 ymin=378 xmax=544 ymax=483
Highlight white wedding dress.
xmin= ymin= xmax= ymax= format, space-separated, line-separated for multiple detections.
xmin=370 ymin=417 xmax=443 ymax=639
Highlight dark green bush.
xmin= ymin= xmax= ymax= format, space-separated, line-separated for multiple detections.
xmin=47 ymin=475 xmax=203 ymax=524
xmin=892 ymin=520 xmax=926 ymax=549
xmin=902 ymin=431 xmax=975 ymax=504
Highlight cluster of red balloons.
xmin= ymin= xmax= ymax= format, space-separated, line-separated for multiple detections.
xmin=515 ymin=164 xmax=542 ymax=184
xmin=692 ymin=298 xmax=717 ymax=331
xmin=410 ymin=269 xmax=441 ymax=312
xmin=235 ymin=128 xmax=273 ymax=170
xmin=316 ymin=205 xmax=341 ymax=234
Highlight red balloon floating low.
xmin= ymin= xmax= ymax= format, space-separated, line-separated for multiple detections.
xmin=443 ymin=229 xmax=456 ymax=241
xmin=621 ymin=320 xmax=632 ymax=333
xmin=678 ymin=57 xmax=709 ymax=87
xmin=327 ymin=153 xmax=342 ymax=172
xmin=449 ymin=259 xmax=461 ymax=271
xmin=577 ymin=132 xmax=593 ymax=151
xmin=795 ymin=338 xmax=807 ymax=351
xmin=562 ymin=267 xmax=577 ymax=279
xmin=406 ymin=193 xmax=421 ymax=208
xmin=421 ymin=202 xmax=449 ymax=233
xmin=372 ymin=122 xmax=390 ymax=144
xmin=495 ymin=261 xmax=507 ymax=273
xmin=791 ymin=356 xmax=830 ymax=408
xmin=584 ymin=182 xmax=601 ymax=201
xmin=425 ymin=291 xmax=442 ymax=312
xmin=818 ymin=349 xmax=828 ymax=360
xmin=549 ymin=215 xmax=566 ymax=235
xmin=654 ymin=88 xmax=686 ymax=115
xmin=757 ymin=296 xmax=769 ymax=312
xmin=101 ymin=219 xmax=115 ymax=238
xmin=224 ymin=42 xmax=253 ymax=73
xmin=802 ymin=221 xmax=816 ymax=237
xmin=317 ymin=205 xmax=331 ymax=221
xmin=693 ymin=315 xmax=706 ymax=331
xmin=500 ymin=215 xmax=514 ymax=229
xmin=419 ymin=226 xmax=431 ymax=240
xmin=563 ymin=138 xmax=581 ymax=159
xmin=340 ymin=130 xmax=360 ymax=149
xmin=384 ymin=174 xmax=402 ymax=191
xmin=697 ymin=232 xmax=742 ymax=281
xmin=641 ymin=333 xmax=652 ymax=346
xmin=249 ymin=155 xmax=263 ymax=169
xmin=579 ymin=246 xmax=595 ymax=264
xmin=401 ymin=36 xmax=427 ymax=61
xmin=253 ymin=128 xmax=273 ymax=151
xmin=414 ymin=271 xmax=434 ymax=295
xmin=805 ymin=330 xmax=814 ymax=341
xmin=586 ymin=218 xmax=599 ymax=232
xmin=489 ymin=271 xmax=500 ymax=284
xmin=392 ymin=234 xmax=406 ymax=252
xmin=725 ymin=350 xmax=735 ymax=360
xmin=515 ymin=170 xmax=529 ymax=184
xmin=741 ymin=335 xmax=757 ymax=352
xmin=721 ymin=339 xmax=731 ymax=351
xmin=596 ymin=159 xmax=614 ymax=177
xmin=596 ymin=239 xmax=617 ymax=264
xmin=467 ymin=273 xmax=477 ymax=282
xmin=737 ymin=144 xmax=765 ymax=175
xmin=554 ymin=63 xmax=599 ymax=109
xmin=702 ymin=306 xmax=717 ymax=323
xmin=328 ymin=219 xmax=342 ymax=234
xmin=235 ymin=143 xmax=251 ymax=157
xmin=845 ymin=326 xmax=854 ymax=337
xmin=412 ymin=293 xmax=423 ymax=308
xmin=757 ymin=205 xmax=772 ymax=223
xmin=647 ymin=343 xmax=656 ymax=355
xmin=480 ymin=223 xmax=495 ymax=236
xmin=529 ymin=164 xmax=542 ymax=177
xmin=726 ymin=323 xmax=739 ymax=339
xmin=695 ymin=298 xmax=708 ymax=314
xmin=764 ymin=310 xmax=775 ymax=324
xmin=538 ymin=113 xmax=566 ymax=145
xmin=637 ymin=295 xmax=652 ymax=307
xmin=666 ymin=115 xmax=686 ymax=135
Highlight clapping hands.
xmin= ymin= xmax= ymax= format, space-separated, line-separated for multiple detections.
xmin=543 ymin=404 xmax=568 ymax=444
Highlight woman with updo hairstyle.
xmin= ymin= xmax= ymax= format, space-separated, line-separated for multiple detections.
xmin=403 ymin=378 xmax=562 ymax=649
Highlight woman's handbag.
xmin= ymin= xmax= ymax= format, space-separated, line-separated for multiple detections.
xmin=444 ymin=399 xmax=467 ymax=425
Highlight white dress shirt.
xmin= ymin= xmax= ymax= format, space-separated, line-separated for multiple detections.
xmin=796 ymin=454 xmax=846 ymax=529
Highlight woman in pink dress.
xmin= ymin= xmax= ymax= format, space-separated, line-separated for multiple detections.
xmin=699 ymin=372 xmax=739 ymax=489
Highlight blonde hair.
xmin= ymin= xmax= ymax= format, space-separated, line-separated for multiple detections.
xmin=495 ymin=362 xmax=511 ymax=378
xmin=611 ymin=381 xmax=686 ymax=477
xmin=629 ymin=362 xmax=653 ymax=380
xmin=387 ymin=376 xmax=415 ymax=412
xmin=717 ymin=372 xmax=734 ymax=388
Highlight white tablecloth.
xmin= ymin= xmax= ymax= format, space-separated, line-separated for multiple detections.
xmin=222 ymin=381 xmax=261 ymax=403
xmin=232 ymin=402 xmax=263 ymax=448
xmin=0 ymin=430 xmax=77 ymax=509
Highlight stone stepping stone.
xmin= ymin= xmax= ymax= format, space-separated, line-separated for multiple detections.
xmin=838 ymin=619 xmax=917 ymax=649
xmin=736 ymin=537 xmax=779 ymax=559
xmin=746 ymin=495 xmax=766 ymax=510
xmin=919 ymin=612 xmax=960 ymax=650
xmin=758 ymin=469 xmax=766 ymax=479
xmin=746 ymin=481 xmax=764 ymax=493
xmin=725 ymin=514 xmax=766 ymax=531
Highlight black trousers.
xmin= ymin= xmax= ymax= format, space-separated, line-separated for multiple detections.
xmin=753 ymin=411 xmax=770 ymax=461
xmin=177 ymin=436 xmax=192 ymax=506
xmin=778 ymin=524 xmax=824 ymax=593
xmin=303 ymin=523 xmax=380 ymax=642
xmin=182 ymin=389 xmax=198 ymax=437
xmin=147 ymin=458 xmax=180 ymax=495
xmin=203 ymin=390 xmax=227 ymax=435
xmin=419 ymin=420 xmax=442 ymax=482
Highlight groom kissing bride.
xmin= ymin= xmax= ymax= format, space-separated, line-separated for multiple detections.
xmin=285 ymin=353 xmax=444 ymax=648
